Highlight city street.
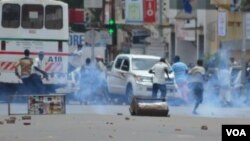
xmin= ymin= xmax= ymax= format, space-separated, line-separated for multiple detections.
xmin=0 ymin=102 xmax=250 ymax=141
xmin=1 ymin=0 xmax=250 ymax=141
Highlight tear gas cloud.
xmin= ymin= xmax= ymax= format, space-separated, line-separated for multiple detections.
xmin=202 ymin=47 xmax=248 ymax=107
xmin=72 ymin=63 xmax=108 ymax=105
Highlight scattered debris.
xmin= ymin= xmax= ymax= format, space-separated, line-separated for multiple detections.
xmin=108 ymin=135 xmax=113 ymax=139
xmin=5 ymin=117 xmax=17 ymax=124
xmin=175 ymin=128 xmax=182 ymax=131
xmin=23 ymin=122 xmax=31 ymax=126
xmin=22 ymin=116 xmax=31 ymax=120
xmin=125 ymin=117 xmax=130 ymax=120
xmin=201 ymin=125 xmax=208 ymax=130
xmin=9 ymin=117 xmax=17 ymax=121
xmin=5 ymin=119 xmax=15 ymax=124
xmin=106 ymin=122 xmax=113 ymax=125
xmin=117 ymin=113 xmax=123 ymax=116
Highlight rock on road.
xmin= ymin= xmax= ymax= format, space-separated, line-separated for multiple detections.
xmin=0 ymin=103 xmax=250 ymax=141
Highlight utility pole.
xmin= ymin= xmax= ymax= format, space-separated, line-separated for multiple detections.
xmin=159 ymin=0 xmax=163 ymax=37
xmin=91 ymin=28 xmax=96 ymax=61
xmin=241 ymin=12 xmax=247 ymax=92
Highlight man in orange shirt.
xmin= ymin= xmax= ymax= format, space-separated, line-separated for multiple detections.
xmin=15 ymin=49 xmax=33 ymax=94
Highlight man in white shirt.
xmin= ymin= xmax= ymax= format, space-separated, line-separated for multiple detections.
xmin=95 ymin=55 xmax=106 ymax=72
xmin=217 ymin=62 xmax=232 ymax=107
xmin=69 ymin=44 xmax=84 ymax=70
xmin=149 ymin=58 xmax=170 ymax=98
xmin=32 ymin=51 xmax=48 ymax=93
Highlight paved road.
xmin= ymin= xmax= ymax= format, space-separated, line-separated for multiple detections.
xmin=0 ymin=102 xmax=250 ymax=141
xmin=0 ymin=103 xmax=250 ymax=141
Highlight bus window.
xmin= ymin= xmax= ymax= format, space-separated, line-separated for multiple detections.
xmin=2 ymin=4 xmax=20 ymax=28
xmin=45 ymin=5 xmax=63 ymax=29
xmin=21 ymin=4 xmax=43 ymax=29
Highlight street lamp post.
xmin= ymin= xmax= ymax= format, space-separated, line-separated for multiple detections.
xmin=91 ymin=28 xmax=96 ymax=61
xmin=159 ymin=0 xmax=163 ymax=37
xmin=241 ymin=12 xmax=247 ymax=92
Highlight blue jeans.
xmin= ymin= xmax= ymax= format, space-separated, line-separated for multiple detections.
xmin=152 ymin=83 xmax=166 ymax=98
xmin=19 ymin=76 xmax=33 ymax=94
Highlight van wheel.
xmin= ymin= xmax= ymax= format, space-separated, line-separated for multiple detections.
xmin=126 ymin=84 xmax=134 ymax=104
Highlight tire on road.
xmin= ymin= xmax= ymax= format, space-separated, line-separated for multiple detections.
xmin=126 ymin=84 xmax=134 ymax=104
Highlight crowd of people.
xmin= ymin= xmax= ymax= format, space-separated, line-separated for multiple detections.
xmin=65 ymin=45 xmax=250 ymax=112
xmin=149 ymin=54 xmax=250 ymax=115
xmin=14 ymin=44 xmax=109 ymax=101
xmin=149 ymin=55 xmax=206 ymax=115
xmin=14 ymin=47 xmax=250 ymax=113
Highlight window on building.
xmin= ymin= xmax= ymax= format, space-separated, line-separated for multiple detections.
xmin=2 ymin=4 xmax=20 ymax=28
xmin=22 ymin=4 xmax=43 ymax=29
xmin=45 ymin=5 xmax=63 ymax=29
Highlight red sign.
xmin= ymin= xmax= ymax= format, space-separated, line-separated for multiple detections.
xmin=143 ymin=0 xmax=156 ymax=23
xmin=69 ymin=9 xmax=84 ymax=24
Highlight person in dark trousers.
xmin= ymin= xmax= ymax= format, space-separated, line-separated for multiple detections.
xmin=245 ymin=61 xmax=250 ymax=104
xmin=15 ymin=49 xmax=34 ymax=94
xmin=149 ymin=58 xmax=170 ymax=98
xmin=188 ymin=59 xmax=205 ymax=115
xmin=32 ymin=51 xmax=48 ymax=94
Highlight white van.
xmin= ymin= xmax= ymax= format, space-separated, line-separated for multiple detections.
xmin=107 ymin=54 xmax=175 ymax=103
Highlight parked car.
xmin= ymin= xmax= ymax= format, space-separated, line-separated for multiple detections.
xmin=107 ymin=54 xmax=176 ymax=103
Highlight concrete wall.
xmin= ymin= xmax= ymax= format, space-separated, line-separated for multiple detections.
xmin=197 ymin=9 xmax=218 ymax=55
xmin=176 ymin=39 xmax=197 ymax=65
xmin=167 ymin=0 xmax=218 ymax=64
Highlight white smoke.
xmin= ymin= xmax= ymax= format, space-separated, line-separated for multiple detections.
xmin=72 ymin=63 xmax=108 ymax=106
xmin=202 ymin=46 xmax=249 ymax=108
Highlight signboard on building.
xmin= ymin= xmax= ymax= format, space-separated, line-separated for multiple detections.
xmin=68 ymin=32 xmax=108 ymax=68
xmin=125 ymin=0 xmax=144 ymax=24
xmin=69 ymin=9 xmax=84 ymax=24
xmin=245 ymin=13 xmax=250 ymax=39
xmin=218 ymin=11 xmax=227 ymax=37
xmin=69 ymin=32 xmax=85 ymax=53
xmin=84 ymin=0 xmax=103 ymax=8
xmin=143 ymin=0 xmax=156 ymax=23
xmin=69 ymin=31 xmax=110 ymax=51
xmin=104 ymin=0 xmax=112 ymax=24
xmin=175 ymin=20 xmax=195 ymax=41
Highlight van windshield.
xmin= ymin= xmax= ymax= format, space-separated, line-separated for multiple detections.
xmin=132 ymin=58 xmax=159 ymax=70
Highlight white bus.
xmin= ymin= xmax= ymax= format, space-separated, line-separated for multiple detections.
xmin=0 ymin=0 xmax=69 ymax=94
